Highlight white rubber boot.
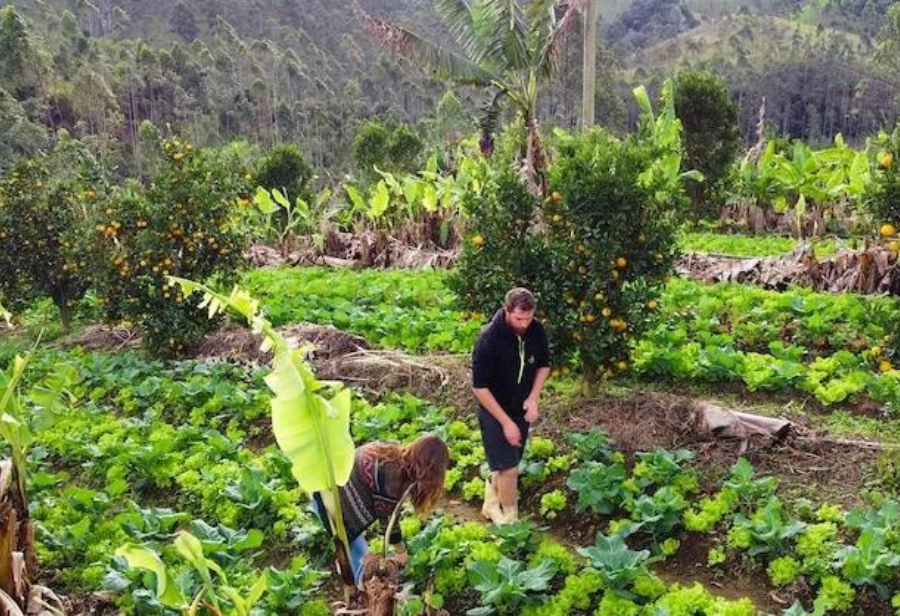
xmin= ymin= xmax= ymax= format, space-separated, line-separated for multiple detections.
xmin=501 ymin=501 xmax=519 ymax=524
xmin=481 ymin=477 xmax=505 ymax=524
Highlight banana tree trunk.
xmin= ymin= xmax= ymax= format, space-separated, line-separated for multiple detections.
xmin=581 ymin=0 xmax=599 ymax=129
xmin=521 ymin=113 xmax=549 ymax=198
xmin=0 ymin=460 xmax=33 ymax=612
xmin=521 ymin=113 xmax=550 ymax=236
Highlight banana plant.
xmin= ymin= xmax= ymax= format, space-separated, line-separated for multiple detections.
xmin=735 ymin=134 xmax=871 ymax=237
xmin=116 ymin=531 xmax=267 ymax=616
xmin=0 ymin=340 xmax=78 ymax=507
xmin=345 ymin=181 xmax=392 ymax=227
xmin=634 ymin=81 xmax=704 ymax=201
xmin=168 ymin=277 xmax=356 ymax=590
xmin=254 ymin=187 xmax=331 ymax=256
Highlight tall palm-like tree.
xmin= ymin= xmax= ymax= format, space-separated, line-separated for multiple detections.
xmin=363 ymin=0 xmax=586 ymax=195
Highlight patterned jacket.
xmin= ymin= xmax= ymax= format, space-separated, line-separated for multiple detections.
xmin=317 ymin=443 xmax=405 ymax=544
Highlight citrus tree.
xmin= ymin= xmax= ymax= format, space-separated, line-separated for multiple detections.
xmin=88 ymin=137 xmax=252 ymax=355
xmin=453 ymin=81 xmax=690 ymax=389
xmin=870 ymin=121 xmax=900 ymax=250
xmin=0 ymin=135 xmax=106 ymax=329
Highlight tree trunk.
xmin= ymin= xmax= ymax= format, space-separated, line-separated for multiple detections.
xmin=522 ymin=113 xmax=548 ymax=198
xmin=581 ymin=0 xmax=599 ymax=129
xmin=580 ymin=364 xmax=599 ymax=397
xmin=57 ymin=300 xmax=70 ymax=332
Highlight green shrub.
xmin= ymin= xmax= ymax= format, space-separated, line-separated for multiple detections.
xmin=89 ymin=137 xmax=251 ymax=355
xmin=0 ymin=135 xmax=104 ymax=328
xmin=254 ymin=143 xmax=313 ymax=202
xmin=451 ymin=127 xmax=685 ymax=384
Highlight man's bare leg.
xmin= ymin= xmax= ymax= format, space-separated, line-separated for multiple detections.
xmin=495 ymin=467 xmax=519 ymax=522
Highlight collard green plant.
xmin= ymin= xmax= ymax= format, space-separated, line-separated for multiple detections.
xmin=566 ymin=461 xmax=626 ymax=515
xmin=466 ymin=557 xmax=557 ymax=615
xmin=577 ymin=532 xmax=654 ymax=596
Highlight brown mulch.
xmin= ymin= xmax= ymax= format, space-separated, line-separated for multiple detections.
xmin=60 ymin=325 xmax=141 ymax=352
xmin=192 ymin=322 xmax=369 ymax=366
xmin=678 ymin=243 xmax=900 ymax=295
xmin=246 ymin=234 xmax=459 ymax=271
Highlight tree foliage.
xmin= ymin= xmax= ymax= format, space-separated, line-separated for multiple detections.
xmin=87 ymin=137 xmax=253 ymax=355
xmin=452 ymin=84 xmax=689 ymax=385
xmin=0 ymin=134 xmax=102 ymax=328
xmin=351 ymin=119 xmax=425 ymax=181
xmin=254 ymin=144 xmax=314 ymax=202
xmin=673 ymin=70 xmax=741 ymax=217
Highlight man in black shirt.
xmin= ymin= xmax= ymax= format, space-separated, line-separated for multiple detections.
xmin=472 ymin=287 xmax=550 ymax=524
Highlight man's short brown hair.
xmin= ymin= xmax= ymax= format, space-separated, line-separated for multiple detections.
xmin=504 ymin=287 xmax=536 ymax=312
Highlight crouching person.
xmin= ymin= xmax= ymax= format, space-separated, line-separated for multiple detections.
xmin=312 ymin=434 xmax=450 ymax=584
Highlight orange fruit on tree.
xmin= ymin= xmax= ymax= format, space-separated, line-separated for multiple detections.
xmin=878 ymin=151 xmax=894 ymax=169
xmin=881 ymin=223 xmax=897 ymax=238
xmin=471 ymin=235 xmax=485 ymax=247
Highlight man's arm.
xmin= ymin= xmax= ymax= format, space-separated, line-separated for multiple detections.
xmin=474 ymin=386 xmax=522 ymax=447
xmin=523 ymin=367 xmax=550 ymax=423
xmin=472 ymin=330 xmax=522 ymax=446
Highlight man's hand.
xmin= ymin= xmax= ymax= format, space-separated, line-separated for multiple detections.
xmin=524 ymin=396 xmax=539 ymax=424
xmin=502 ymin=420 xmax=522 ymax=447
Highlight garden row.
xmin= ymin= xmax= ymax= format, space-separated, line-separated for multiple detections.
xmin=242 ymin=266 xmax=900 ymax=412
xmin=7 ymin=341 xmax=900 ymax=614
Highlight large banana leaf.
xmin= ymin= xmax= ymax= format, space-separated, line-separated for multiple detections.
xmin=266 ymin=353 xmax=355 ymax=493
xmin=115 ymin=544 xmax=186 ymax=608
xmin=170 ymin=279 xmax=356 ymax=494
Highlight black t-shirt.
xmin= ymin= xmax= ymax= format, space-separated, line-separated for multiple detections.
xmin=472 ymin=308 xmax=550 ymax=418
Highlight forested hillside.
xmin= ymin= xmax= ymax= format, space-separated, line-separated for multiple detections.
xmin=1 ymin=0 xmax=899 ymax=176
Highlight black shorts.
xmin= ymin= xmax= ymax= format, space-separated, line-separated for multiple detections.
xmin=478 ymin=408 xmax=530 ymax=472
